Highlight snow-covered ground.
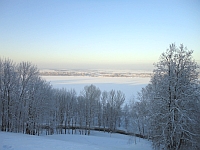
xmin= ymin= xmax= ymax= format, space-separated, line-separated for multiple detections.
xmin=42 ymin=76 xmax=150 ymax=101
xmin=0 ymin=131 xmax=152 ymax=150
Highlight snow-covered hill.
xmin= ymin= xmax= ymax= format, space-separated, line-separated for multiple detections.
xmin=0 ymin=131 xmax=152 ymax=150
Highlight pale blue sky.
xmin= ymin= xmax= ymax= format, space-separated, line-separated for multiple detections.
xmin=0 ymin=0 xmax=200 ymax=71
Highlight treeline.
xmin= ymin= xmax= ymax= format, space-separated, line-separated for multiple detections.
xmin=0 ymin=59 xmax=133 ymax=136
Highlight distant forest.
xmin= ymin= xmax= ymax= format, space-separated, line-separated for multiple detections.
xmin=0 ymin=44 xmax=199 ymax=150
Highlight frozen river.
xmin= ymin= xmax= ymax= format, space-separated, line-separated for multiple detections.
xmin=42 ymin=76 xmax=150 ymax=101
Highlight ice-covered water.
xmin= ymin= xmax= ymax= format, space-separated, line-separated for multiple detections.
xmin=42 ymin=76 xmax=150 ymax=101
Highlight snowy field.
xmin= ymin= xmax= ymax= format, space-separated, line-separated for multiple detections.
xmin=0 ymin=131 xmax=152 ymax=150
xmin=42 ymin=76 xmax=150 ymax=101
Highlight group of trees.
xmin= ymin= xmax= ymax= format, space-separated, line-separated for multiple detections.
xmin=0 ymin=60 xmax=53 ymax=135
xmin=0 ymin=61 xmax=126 ymax=136
xmin=54 ymin=85 xmax=125 ymax=136
xmin=0 ymin=43 xmax=199 ymax=149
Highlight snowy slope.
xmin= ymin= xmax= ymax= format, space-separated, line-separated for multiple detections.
xmin=0 ymin=131 xmax=152 ymax=150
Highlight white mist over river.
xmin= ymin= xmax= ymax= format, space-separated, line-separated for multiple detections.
xmin=42 ymin=76 xmax=150 ymax=101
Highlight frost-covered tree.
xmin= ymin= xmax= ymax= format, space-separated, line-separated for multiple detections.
xmin=128 ymin=97 xmax=149 ymax=137
xmin=81 ymin=84 xmax=101 ymax=135
xmin=114 ymin=90 xmax=125 ymax=128
xmin=104 ymin=90 xmax=125 ymax=131
xmin=0 ymin=59 xmax=56 ymax=135
xmin=146 ymin=44 xmax=200 ymax=149
xmin=122 ymin=103 xmax=130 ymax=130
xmin=77 ymin=95 xmax=85 ymax=134
xmin=0 ymin=59 xmax=17 ymax=132
xmin=101 ymin=91 xmax=109 ymax=131
xmin=16 ymin=62 xmax=39 ymax=134
xmin=66 ymin=89 xmax=77 ymax=134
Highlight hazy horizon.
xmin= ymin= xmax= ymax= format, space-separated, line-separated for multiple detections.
xmin=1 ymin=0 xmax=200 ymax=71
xmin=38 ymin=62 xmax=154 ymax=71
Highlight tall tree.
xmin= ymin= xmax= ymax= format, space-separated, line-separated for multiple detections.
xmin=0 ymin=59 xmax=17 ymax=132
xmin=16 ymin=62 xmax=39 ymax=134
xmin=81 ymin=84 xmax=101 ymax=135
xmin=147 ymin=44 xmax=200 ymax=149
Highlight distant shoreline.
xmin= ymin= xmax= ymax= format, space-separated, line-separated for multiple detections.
xmin=39 ymin=70 xmax=200 ymax=78
xmin=39 ymin=70 xmax=152 ymax=78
